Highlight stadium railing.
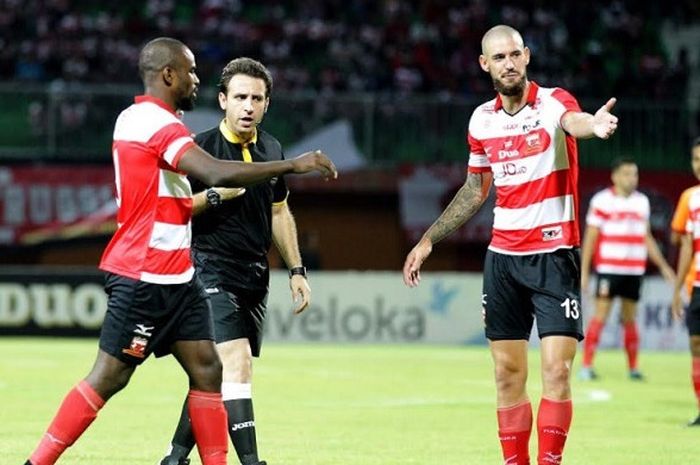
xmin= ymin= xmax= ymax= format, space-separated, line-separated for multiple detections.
xmin=0 ymin=82 xmax=692 ymax=170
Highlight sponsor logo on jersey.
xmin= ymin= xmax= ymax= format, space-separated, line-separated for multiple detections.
xmin=542 ymin=226 xmax=563 ymax=241
xmin=494 ymin=163 xmax=527 ymax=179
xmin=522 ymin=119 xmax=541 ymax=133
xmin=498 ymin=149 xmax=520 ymax=160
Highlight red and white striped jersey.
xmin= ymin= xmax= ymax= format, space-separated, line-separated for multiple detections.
xmin=99 ymin=95 xmax=196 ymax=284
xmin=681 ymin=186 xmax=700 ymax=287
xmin=467 ymin=81 xmax=581 ymax=255
xmin=586 ymin=187 xmax=649 ymax=275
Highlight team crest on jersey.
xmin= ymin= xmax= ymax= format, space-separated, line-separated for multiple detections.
xmin=541 ymin=226 xmax=563 ymax=241
xmin=122 ymin=335 xmax=149 ymax=358
xmin=526 ymin=133 xmax=541 ymax=147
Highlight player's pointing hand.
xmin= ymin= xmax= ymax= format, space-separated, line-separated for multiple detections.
xmin=292 ymin=149 xmax=338 ymax=180
xmin=592 ymin=97 xmax=618 ymax=140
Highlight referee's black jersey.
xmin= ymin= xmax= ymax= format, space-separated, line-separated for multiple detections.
xmin=190 ymin=121 xmax=289 ymax=290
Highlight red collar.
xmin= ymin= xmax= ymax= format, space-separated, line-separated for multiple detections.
xmin=493 ymin=81 xmax=539 ymax=112
xmin=134 ymin=95 xmax=177 ymax=115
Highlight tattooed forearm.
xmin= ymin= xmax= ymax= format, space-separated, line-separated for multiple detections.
xmin=424 ymin=172 xmax=490 ymax=245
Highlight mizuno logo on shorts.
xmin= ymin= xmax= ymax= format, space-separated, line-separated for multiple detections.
xmin=205 ymin=287 xmax=220 ymax=294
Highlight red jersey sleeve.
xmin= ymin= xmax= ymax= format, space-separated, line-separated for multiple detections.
xmin=149 ymin=122 xmax=195 ymax=169
xmin=467 ymin=131 xmax=490 ymax=173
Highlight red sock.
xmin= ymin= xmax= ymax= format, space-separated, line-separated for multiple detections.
xmin=188 ymin=390 xmax=228 ymax=465
xmin=693 ymin=358 xmax=700 ymax=410
xmin=537 ymin=398 xmax=572 ymax=465
xmin=29 ymin=380 xmax=105 ymax=465
xmin=582 ymin=318 xmax=604 ymax=367
xmin=497 ymin=401 xmax=532 ymax=465
xmin=623 ymin=322 xmax=639 ymax=370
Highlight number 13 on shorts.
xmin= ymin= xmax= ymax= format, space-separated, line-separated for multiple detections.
xmin=560 ymin=297 xmax=580 ymax=319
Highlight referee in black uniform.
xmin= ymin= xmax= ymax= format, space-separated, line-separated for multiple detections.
xmin=161 ymin=57 xmax=318 ymax=465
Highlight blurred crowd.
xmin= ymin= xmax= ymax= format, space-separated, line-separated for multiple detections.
xmin=0 ymin=0 xmax=696 ymax=99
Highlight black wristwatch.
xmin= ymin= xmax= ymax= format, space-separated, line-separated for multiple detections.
xmin=206 ymin=188 xmax=222 ymax=206
xmin=289 ymin=266 xmax=307 ymax=278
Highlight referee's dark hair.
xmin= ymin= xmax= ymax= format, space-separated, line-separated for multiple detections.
xmin=218 ymin=58 xmax=273 ymax=98
xmin=610 ymin=156 xmax=637 ymax=172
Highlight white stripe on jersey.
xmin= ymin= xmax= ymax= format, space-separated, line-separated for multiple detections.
xmin=597 ymin=264 xmax=645 ymax=275
xmin=488 ymin=244 xmax=574 ymax=256
xmin=599 ymin=242 xmax=647 ymax=260
xmin=599 ymin=221 xmax=648 ymax=237
xmin=158 ymin=168 xmax=193 ymax=199
xmin=113 ymin=101 xmax=183 ymax=142
xmin=492 ymin=154 xmax=569 ymax=186
xmin=687 ymin=188 xmax=700 ymax=233
xmin=148 ymin=221 xmax=191 ymax=251
xmin=163 ymin=136 xmax=194 ymax=166
xmin=140 ymin=267 xmax=194 ymax=285
xmin=493 ymin=195 xmax=574 ymax=231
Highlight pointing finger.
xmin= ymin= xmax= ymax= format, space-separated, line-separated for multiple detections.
xmin=602 ymin=97 xmax=617 ymax=113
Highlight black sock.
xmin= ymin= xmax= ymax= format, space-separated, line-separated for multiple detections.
xmin=225 ymin=398 xmax=259 ymax=464
xmin=166 ymin=397 xmax=196 ymax=458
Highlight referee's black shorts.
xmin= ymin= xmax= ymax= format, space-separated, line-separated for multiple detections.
xmin=201 ymin=281 xmax=269 ymax=358
xmin=99 ymin=272 xmax=214 ymax=365
xmin=483 ymin=248 xmax=584 ymax=341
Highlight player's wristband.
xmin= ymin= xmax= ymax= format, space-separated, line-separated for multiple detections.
xmin=289 ymin=266 xmax=307 ymax=278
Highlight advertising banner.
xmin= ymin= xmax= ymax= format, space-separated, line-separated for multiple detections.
xmin=0 ymin=269 xmax=689 ymax=351
xmin=0 ymin=268 xmax=106 ymax=337
xmin=0 ymin=165 xmax=116 ymax=246
xmin=265 ymin=271 xmax=485 ymax=344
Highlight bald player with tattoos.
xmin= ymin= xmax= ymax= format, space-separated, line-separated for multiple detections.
xmin=403 ymin=25 xmax=618 ymax=465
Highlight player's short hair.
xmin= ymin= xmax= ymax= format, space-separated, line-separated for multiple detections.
xmin=611 ymin=156 xmax=637 ymax=172
xmin=218 ymin=57 xmax=273 ymax=98
xmin=138 ymin=37 xmax=187 ymax=82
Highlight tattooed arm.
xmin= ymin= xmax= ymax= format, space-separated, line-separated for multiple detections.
xmin=403 ymin=171 xmax=493 ymax=287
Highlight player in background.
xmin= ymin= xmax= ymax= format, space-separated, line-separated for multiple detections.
xmin=23 ymin=37 xmax=336 ymax=465
xmin=159 ymin=57 xmax=312 ymax=465
xmin=579 ymin=157 xmax=675 ymax=381
xmin=671 ymin=137 xmax=700 ymax=426
xmin=670 ymin=139 xmax=700 ymax=301
xmin=403 ymin=25 xmax=618 ymax=465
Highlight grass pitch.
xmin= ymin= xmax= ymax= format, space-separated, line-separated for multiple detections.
xmin=1 ymin=338 xmax=698 ymax=465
